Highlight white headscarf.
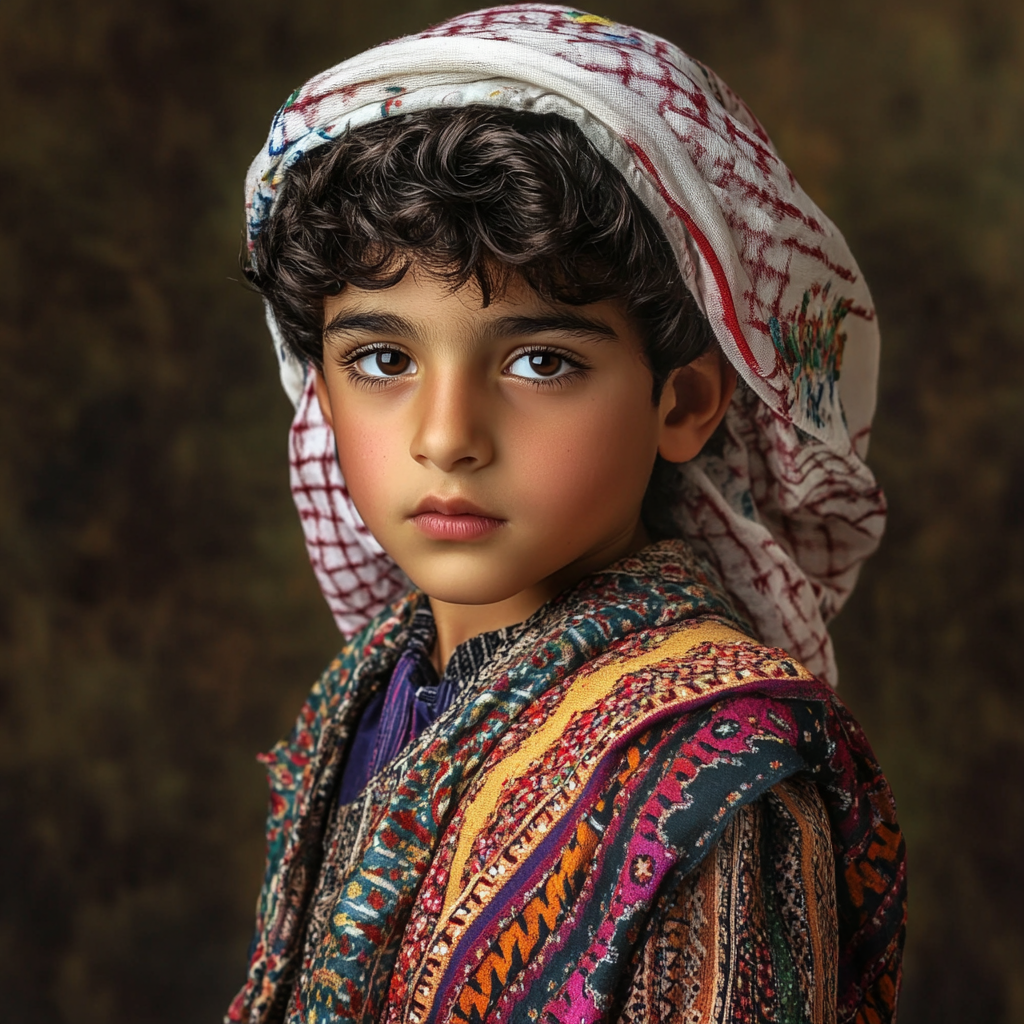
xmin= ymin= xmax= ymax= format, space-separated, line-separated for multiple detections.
xmin=245 ymin=4 xmax=885 ymax=685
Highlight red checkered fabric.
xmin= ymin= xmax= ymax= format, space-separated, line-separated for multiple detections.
xmin=288 ymin=377 xmax=408 ymax=636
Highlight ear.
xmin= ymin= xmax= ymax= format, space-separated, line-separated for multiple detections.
xmin=657 ymin=346 xmax=737 ymax=463
xmin=313 ymin=368 xmax=335 ymax=430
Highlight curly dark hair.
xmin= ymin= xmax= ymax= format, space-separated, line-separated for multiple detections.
xmin=246 ymin=105 xmax=714 ymax=398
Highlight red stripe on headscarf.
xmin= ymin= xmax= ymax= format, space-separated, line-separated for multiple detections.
xmin=626 ymin=139 xmax=761 ymax=375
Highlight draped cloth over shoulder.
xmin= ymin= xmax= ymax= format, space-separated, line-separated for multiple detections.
xmin=226 ymin=543 xmax=906 ymax=1024
xmin=243 ymin=4 xmax=886 ymax=685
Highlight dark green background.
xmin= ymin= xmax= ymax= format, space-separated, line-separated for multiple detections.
xmin=2 ymin=0 xmax=1021 ymax=1020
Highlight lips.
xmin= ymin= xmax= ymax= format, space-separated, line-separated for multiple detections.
xmin=410 ymin=496 xmax=505 ymax=541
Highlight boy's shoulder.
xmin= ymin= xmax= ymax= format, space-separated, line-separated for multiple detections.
xmin=258 ymin=591 xmax=421 ymax=811
xmin=466 ymin=613 xmax=828 ymax=808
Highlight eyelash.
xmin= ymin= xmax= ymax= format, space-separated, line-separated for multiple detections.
xmin=335 ymin=343 xmax=592 ymax=389
xmin=503 ymin=345 xmax=591 ymax=388
xmin=337 ymin=343 xmax=413 ymax=390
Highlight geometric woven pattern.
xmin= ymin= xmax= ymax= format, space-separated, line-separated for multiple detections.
xmin=226 ymin=542 xmax=905 ymax=1023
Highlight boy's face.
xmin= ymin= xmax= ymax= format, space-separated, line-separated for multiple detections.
xmin=314 ymin=268 xmax=670 ymax=614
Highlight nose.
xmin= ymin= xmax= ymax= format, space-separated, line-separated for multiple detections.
xmin=410 ymin=370 xmax=494 ymax=472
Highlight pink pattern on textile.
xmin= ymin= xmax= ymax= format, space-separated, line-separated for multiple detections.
xmin=245 ymin=4 xmax=888 ymax=684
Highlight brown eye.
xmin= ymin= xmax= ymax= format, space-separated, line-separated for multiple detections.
xmin=355 ymin=348 xmax=415 ymax=378
xmin=508 ymin=350 xmax=571 ymax=380
xmin=529 ymin=353 xmax=561 ymax=375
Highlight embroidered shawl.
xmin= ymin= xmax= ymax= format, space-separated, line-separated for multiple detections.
xmin=227 ymin=543 xmax=905 ymax=1023
xmin=243 ymin=4 xmax=887 ymax=685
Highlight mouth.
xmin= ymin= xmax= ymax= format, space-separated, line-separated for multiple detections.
xmin=410 ymin=496 xmax=506 ymax=541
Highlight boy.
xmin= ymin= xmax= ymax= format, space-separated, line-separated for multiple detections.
xmin=231 ymin=7 xmax=905 ymax=1023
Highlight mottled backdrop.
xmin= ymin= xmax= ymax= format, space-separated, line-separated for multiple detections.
xmin=1 ymin=0 xmax=1021 ymax=1021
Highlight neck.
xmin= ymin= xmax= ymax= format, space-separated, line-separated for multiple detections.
xmin=427 ymin=520 xmax=651 ymax=673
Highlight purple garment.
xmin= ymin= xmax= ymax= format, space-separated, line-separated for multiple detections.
xmin=337 ymin=604 xmax=508 ymax=805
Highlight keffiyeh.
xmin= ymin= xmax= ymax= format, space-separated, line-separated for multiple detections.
xmin=244 ymin=3 xmax=885 ymax=684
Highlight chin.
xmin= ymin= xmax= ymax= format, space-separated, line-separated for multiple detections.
xmin=400 ymin=559 xmax=529 ymax=607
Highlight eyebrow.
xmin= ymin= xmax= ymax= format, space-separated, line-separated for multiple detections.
xmin=485 ymin=313 xmax=619 ymax=342
xmin=323 ymin=311 xmax=415 ymax=340
xmin=322 ymin=310 xmax=619 ymax=343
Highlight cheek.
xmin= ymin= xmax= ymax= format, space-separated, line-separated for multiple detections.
xmin=330 ymin=403 xmax=404 ymax=522
xmin=510 ymin=390 xmax=658 ymax=526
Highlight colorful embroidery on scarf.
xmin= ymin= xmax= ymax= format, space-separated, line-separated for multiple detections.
xmin=381 ymin=86 xmax=405 ymax=117
xmin=566 ymin=11 xmax=613 ymax=24
xmin=769 ymin=282 xmax=852 ymax=429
